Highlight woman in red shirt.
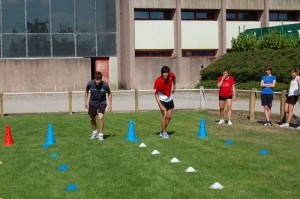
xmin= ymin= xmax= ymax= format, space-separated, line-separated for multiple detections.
xmin=217 ymin=69 xmax=236 ymax=125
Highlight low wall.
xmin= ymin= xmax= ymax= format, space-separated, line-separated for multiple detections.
xmin=0 ymin=58 xmax=91 ymax=93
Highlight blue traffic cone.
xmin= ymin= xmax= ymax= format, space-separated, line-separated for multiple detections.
xmin=198 ymin=118 xmax=207 ymax=138
xmin=126 ymin=120 xmax=140 ymax=142
xmin=45 ymin=123 xmax=56 ymax=145
xmin=66 ymin=184 xmax=79 ymax=191
xmin=259 ymin=149 xmax=269 ymax=155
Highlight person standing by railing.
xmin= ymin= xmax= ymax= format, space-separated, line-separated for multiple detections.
xmin=85 ymin=71 xmax=112 ymax=141
xmin=260 ymin=66 xmax=276 ymax=126
xmin=217 ymin=69 xmax=236 ymax=125
xmin=154 ymin=66 xmax=176 ymax=138
xmin=280 ymin=68 xmax=300 ymax=128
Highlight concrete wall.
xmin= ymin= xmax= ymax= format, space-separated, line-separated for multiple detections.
xmin=134 ymin=57 xmax=215 ymax=89
xmin=134 ymin=0 xmax=176 ymax=8
xmin=135 ymin=21 xmax=175 ymax=49
xmin=181 ymin=0 xmax=221 ymax=9
xmin=226 ymin=0 xmax=264 ymax=10
xmin=181 ymin=21 xmax=219 ymax=49
xmin=269 ymin=0 xmax=300 ymax=10
xmin=0 ymin=58 xmax=90 ymax=93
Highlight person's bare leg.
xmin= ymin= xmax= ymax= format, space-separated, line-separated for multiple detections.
xmin=90 ymin=116 xmax=97 ymax=131
xmin=98 ymin=113 xmax=104 ymax=133
xmin=287 ymin=104 xmax=294 ymax=124
xmin=165 ymin=109 xmax=173 ymax=130
xmin=219 ymin=101 xmax=225 ymax=120
xmin=226 ymin=99 xmax=233 ymax=121
xmin=264 ymin=105 xmax=271 ymax=122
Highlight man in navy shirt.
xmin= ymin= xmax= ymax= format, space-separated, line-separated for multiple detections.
xmin=85 ymin=72 xmax=112 ymax=141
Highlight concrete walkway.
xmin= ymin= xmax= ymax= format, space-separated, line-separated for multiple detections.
xmin=3 ymin=91 xmax=298 ymax=116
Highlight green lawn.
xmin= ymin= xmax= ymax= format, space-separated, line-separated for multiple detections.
xmin=0 ymin=111 xmax=299 ymax=199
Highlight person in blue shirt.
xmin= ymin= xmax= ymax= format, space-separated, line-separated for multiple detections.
xmin=260 ymin=66 xmax=276 ymax=126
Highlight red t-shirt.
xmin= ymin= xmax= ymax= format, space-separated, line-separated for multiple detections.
xmin=218 ymin=76 xmax=235 ymax=97
xmin=154 ymin=72 xmax=175 ymax=97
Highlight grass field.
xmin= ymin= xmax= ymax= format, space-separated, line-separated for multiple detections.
xmin=0 ymin=111 xmax=299 ymax=199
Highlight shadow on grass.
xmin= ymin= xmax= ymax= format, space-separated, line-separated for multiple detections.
xmin=154 ymin=131 xmax=175 ymax=136
xmin=104 ymin=134 xmax=117 ymax=139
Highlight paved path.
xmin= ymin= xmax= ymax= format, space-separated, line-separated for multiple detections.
xmin=3 ymin=91 xmax=298 ymax=116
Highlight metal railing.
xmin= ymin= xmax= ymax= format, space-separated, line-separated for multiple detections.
xmin=0 ymin=87 xmax=289 ymax=123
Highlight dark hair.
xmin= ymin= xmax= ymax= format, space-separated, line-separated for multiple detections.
xmin=264 ymin=66 xmax=272 ymax=72
xmin=291 ymin=68 xmax=298 ymax=73
xmin=223 ymin=68 xmax=229 ymax=73
xmin=94 ymin=71 xmax=102 ymax=80
xmin=161 ymin=66 xmax=170 ymax=74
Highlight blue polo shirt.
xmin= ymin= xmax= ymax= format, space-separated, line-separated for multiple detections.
xmin=261 ymin=75 xmax=276 ymax=94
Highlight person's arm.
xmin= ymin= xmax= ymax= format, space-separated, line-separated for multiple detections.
xmin=172 ymin=76 xmax=176 ymax=94
xmin=84 ymin=90 xmax=89 ymax=109
xmin=232 ymin=85 xmax=236 ymax=101
xmin=155 ymin=92 xmax=166 ymax=116
xmin=217 ymin=77 xmax=224 ymax=88
xmin=107 ymin=92 xmax=112 ymax=112
xmin=260 ymin=80 xmax=266 ymax=87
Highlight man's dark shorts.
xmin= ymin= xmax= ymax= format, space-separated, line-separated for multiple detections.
xmin=261 ymin=94 xmax=273 ymax=107
xmin=160 ymin=100 xmax=175 ymax=111
xmin=286 ymin=95 xmax=298 ymax=105
xmin=219 ymin=95 xmax=232 ymax=101
xmin=88 ymin=103 xmax=107 ymax=117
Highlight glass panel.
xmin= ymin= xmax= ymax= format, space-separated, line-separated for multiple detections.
xmin=196 ymin=12 xmax=207 ymax=19
xmin=2 ymin=35 xmax=26 ymax=57
xmin=181 ymin=11 xmax=194 ymax=20
xmin=76 ymin=34 xmax=96 ymax=56
xmin=52 ymin=0 xmax=74 ymax=33
xmin=97 ymin=34 xmax=116 ymax=56
xmin=2 ymin=0 xmax=26 ymax=33
xmin=28 ymin=34 xmax=50 ymax=57
xmin=76 ymin=0 xmax=95 ymax=33
xmin=269 ymin=13 xmax=278 ymax=21
xmin=134 ymin=11 xmax=149 ymax=19
xmin=27 ymin=0 xmax=50 ymax=33
xmin=52 ymin=34 xmax=75 ymax=56
xmin=279 ymin=13 xmax=288 ymax=21
xmin=226 ymin=12 xmax=236 ymax=19
xmin=150 ymin=11 xmax=165 ymax=19
xmin=96 ymin=0 xmax=116 ymax=33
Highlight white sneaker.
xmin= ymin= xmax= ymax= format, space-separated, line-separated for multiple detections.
xmin=162 ymin=133 xmax=169 ymax=139
xmin=218 ymin=120 xmax=225 ymax=124
xmin=228 ymin=121 xmax=233 ymax=125
xmin=98 ymin=134 xmax=104 ymax=141
xmin=280 ymin=123 xmax=289 ymax=128
xmin=89 ymin=133 xmax=98 ymax=139
xmin=159 ymin=132 xmax=163 ymax=137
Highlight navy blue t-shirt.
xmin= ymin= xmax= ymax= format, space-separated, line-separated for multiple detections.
xmin=261 ymin=75 xmax=276 ymax=94
xmin=86 ymin=80 xmax=111 ymax=106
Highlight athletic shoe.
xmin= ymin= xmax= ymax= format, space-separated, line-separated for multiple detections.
xmin=296 ymin=117 xmax=300 ymax=125
xmin=228 ymin=121 xmax=233 ymax=125
xmin=264 ymin=121 xmax=268 ymax=126
xmin=218 ymin=120 xmax=225 ymax=124
xmin=98 ymin=134 xmax=104 ymax=141
xmin=280 ymin=123 xmax=289 ymax=128
xmin=162 ymin=133 xmax=169 ymax=139
xmin=89 ymin=133 xmax=98 ymax=139
xmin=296 ymin=126 xmax=300 ymax=130
xmin=159 ymin=132 xmax=163 ymax=137
xmin=268 ymin=121 xmax=273 ymax=126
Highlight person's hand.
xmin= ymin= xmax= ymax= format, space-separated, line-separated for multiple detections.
xmin=84 ymin=102 xmax=88 ymax=109
xmin=172 ymin=88 xmax=176 ymax=94
xmin=233 ymin=96 xmax=236 ymax=101
xmin=108 ymin=105 xmax=112 ymax=112
xmin=160 ymin=105 xmax=167 ymax=116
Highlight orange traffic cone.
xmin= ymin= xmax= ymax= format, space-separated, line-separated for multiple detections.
xmin=3 ymin=124 xmax=14 ymax=146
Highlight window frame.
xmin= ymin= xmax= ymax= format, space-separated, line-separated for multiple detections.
xmin=135 ymin=50 xmax=173 ymax=58
xmin=134 ymin=9 xmax=173 ymax=20
xmin=181 ymin=9 xmax=217 ymax=20
xmin=182 ymin=50 xmax=217 ymax=58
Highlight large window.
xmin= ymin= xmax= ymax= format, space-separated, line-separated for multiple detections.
xmin=135 ymin=50 xmax=173 ymax=57
xmin=181 ymin=10 xmax=217 ymax=20
xmin=269 ymin=11 xmax=298 ymax=21
xmin=134 ymin=9 xmax=173 ymax=20
xmin=182 ymin=50 xmax=216 ymax=57
xmin=0 ymin=0 xmax=117 ymax=58
xmin=226 ymin=10 xmax=259 ymax=21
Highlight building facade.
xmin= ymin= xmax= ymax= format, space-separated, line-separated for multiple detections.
xmin=0 ymin=0 xmax=300 ymax=92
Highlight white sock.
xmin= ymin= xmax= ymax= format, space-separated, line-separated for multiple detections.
xmin=99 ymin=133 xmax=104 ymax=137
xmin=92 ymin=130 xmax=98 ymax=134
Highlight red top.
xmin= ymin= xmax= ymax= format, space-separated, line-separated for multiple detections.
xmin=218 ymin=76 xmax=235 ymax=97
xmin=154 ymin=72 xmax=175 ymax=97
